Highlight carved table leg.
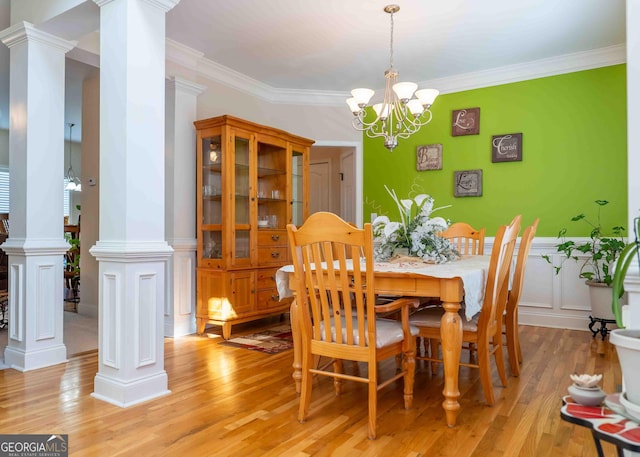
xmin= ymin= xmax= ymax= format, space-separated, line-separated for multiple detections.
xmin=440 ymin=279 xmax=463 ymax=427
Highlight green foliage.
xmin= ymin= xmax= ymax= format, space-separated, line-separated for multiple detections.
xmin=542 ymin=200 xmax=625 ymax=286
xmin=612 ymin=216 xmax=640 ymax=328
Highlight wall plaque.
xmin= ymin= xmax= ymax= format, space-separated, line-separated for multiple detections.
xmin=492 ymin=133 xmax=523 ymax=162
xmin=452 ymin=108 xmax=480 ymax=136
xmin=416 ymin=144 xmax=442 ymax=170
xmin=454 ymin=169 xmax=483 ymax=197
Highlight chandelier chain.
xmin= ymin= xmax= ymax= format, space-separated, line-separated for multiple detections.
xmin=389 ymin=9 xmax=394 ymax=69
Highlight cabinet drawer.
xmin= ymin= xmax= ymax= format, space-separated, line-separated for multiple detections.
xmin=258 ymin=230 xmax=287 ymax=246
xmin=258 ymin=246 xmax=288 ymax=265
xmin=257 ymin=288 xmax=285 ymax=310
xmin=257 ymin=268 xmax=279 ymax=289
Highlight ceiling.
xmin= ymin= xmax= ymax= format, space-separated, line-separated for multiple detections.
xmin=0 ymin=0 xmax=628 ymax=132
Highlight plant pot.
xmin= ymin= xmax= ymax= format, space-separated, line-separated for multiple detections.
xmin=567 ymin=384 xmax=606 ymax=406
xmin=610 ymin=329 xmax=640 ymax=405
xmin=586 ymin=280 xmax=617 ymax=320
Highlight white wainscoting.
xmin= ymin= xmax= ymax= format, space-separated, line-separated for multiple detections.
xmin=485 ymin=236 xmax=603 ymax=332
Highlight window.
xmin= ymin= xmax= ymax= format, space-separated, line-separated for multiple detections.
xmin=0 ymin=166 xmax=70 ymax=216
xmin=0 ymin=166 xmax=8 ymax=213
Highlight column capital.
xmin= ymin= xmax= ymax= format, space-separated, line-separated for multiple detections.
xmin=0 ymin=21 xmax=77 ymax=52
xmin=94 ymin=0 xmax=181 ymax=13
xmin=90 ymin=240 xmax=174 ymax=262
xmin=166 ymin=76 xmax=206 ymax=97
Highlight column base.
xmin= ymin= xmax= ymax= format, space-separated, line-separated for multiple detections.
xmin=92 ymin=371 xmax=171 ymax=408
xmin=164 ymin=316 xmax=196 ymax=338
xmin=4 ymin=343 xmax=67 ymax=372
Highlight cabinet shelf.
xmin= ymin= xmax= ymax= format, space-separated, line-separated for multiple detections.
xmin=257 ymin=167 xmax=287 ymax=178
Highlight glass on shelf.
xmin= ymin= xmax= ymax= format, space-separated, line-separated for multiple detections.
xmin=208 ymin=141 xmax=221 ymax=164
xmin=202 ymin=231 xmax=222 ymax=259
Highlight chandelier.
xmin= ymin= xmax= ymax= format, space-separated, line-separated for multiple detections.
xmin=65 ymin=123 xmax=81 ymax=192
xmin=346 ymin=4 xmax=439 ymax=151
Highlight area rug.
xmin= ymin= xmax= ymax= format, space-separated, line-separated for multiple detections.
xmin=219 ymin=324 xmax=293 ymax=354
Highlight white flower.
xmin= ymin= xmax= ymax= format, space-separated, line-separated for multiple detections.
xmin=372 ymin=187 xmax=459 ymax=263
xmin=372 ymin=215 xmax=390 ymax=226
xmin=383 ymin=221 xmax=402 ymax=239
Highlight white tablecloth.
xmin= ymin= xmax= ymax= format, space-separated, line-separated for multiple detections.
xmin=276 ymin=255 xmax=490 ymax=320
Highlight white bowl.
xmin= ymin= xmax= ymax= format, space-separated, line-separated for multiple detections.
xmin=258 ymin=220 xmax=269 ymax=228
xmin=619 ymin=391 xmax=640 ymax=422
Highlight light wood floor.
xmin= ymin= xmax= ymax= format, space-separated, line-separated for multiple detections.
xmin=0 ymin=318 xmax=623 ymax=457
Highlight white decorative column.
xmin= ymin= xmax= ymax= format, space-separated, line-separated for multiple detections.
xmin=0 ymin=23 xmax=75 ymax=371
xmin=624 ymin=0 xmax=640 ymax=330
xmin=90 ymin=0 xmax=179 ymax=407
xmin=164 ymin=77 xmax=205 ymax=337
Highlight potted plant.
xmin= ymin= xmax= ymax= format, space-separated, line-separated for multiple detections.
xmin=610 ymin=215 xmax=640 ymax=406
xmin=543 ymin=199 xmax=626 ymax=321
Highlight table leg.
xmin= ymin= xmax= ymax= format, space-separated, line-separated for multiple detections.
xmin=290 ymin=298 xmax=302 ymax=394
xmin=440 ymin=285 xmax=463 ymax=427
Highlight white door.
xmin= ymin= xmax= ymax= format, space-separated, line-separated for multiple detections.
xmin=340 ymin=151 xmax=355 ymax=223
xmin=309 ymin=161 xmax=331 ymax=215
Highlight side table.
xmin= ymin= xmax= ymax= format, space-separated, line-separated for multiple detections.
xmin=561 ymin=395 xmax=640 ymax=457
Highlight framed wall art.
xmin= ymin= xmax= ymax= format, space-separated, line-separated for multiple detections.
xmin=492 ymin=133 xmax=523 ymax=162
xmin=416 ymin=144 xmax=442 ymax=170
xmin=454 ymin=169 xmax=483 ymax=197
xmin=452 ymin=107 xmax=480 ymax=136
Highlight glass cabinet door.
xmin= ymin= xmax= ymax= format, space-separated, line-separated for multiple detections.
xmin=201 ymin=135 xmax=223 ymax=263
xmin=291 ymin=148 xmax=305 ymax=227
xmin=233 ymin=133 xmax=251 ymax=263
xmin=257 ymin=137 xmax=287 ymax=230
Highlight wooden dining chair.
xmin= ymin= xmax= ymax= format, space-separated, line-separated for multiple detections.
xmin=439 ymin=222 xmax=485 ymax=255
xmin=504 ymin=218 xmax=539 ymax=377
xmin=287 ymin=212 xmax=419 ymax=440
xmin=422 ymin=222 xmax=486 ymax=358
xmin=409 ymin=215 xmax=521 ymax=405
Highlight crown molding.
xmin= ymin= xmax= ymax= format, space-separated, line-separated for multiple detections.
xmin=421 ymin=44 xmax=627 ymax=95
xmin=166 ymin=39 xmax=626 ymax=106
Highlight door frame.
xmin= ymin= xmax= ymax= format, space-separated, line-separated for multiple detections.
xmin=311 ymin=140 xmax=363 ymax=227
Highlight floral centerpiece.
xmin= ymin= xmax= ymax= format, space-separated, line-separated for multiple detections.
xmin=372 ymin=185 xmax=459 ymax=263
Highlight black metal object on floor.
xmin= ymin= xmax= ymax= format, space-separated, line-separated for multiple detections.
xmin=589 ymin=315 xmax=616 ymax=341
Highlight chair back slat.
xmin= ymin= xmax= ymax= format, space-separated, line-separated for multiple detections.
xmin=439 ymin=222 xmax=486 ymax=255
xmin=509 ymin=218 xmax=539 ymax=309
xmin=288 ymin=212 xmax=376 ymax=350
xmin=478 ymin=215 xmax=521 ymax=337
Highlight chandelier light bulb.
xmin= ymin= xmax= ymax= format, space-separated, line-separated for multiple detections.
xmin=392 ymin=82 xmax=418 ymax=103
xmin=407 ymin=99 xmax=425 ymax=116
xmin=346 ymin=97 xmax=362 ymax=114
xmin=415 ymin=88 xmax=440 ymax=107
xmin=350 ymin=88 xmax=375 ymax=106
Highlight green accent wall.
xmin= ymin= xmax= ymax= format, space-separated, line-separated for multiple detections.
xmin=363 ymin=65 xmax=627 ymax=237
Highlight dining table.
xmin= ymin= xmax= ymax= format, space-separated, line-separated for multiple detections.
xmin=276 ymin=254 xmax=491 ymax=427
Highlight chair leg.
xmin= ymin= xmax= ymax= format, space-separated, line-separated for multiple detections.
xmin=368 ymin=364 xmax=378 ymax=440
xmin=493 ymin=336 xmax=508 ymax=387
xmin=477 ymin=340 xmax=495 ymax=406
xmin=403 ymin=339 xmax=416 ymax=410
xmin=506 ymin=311 xmax=521 ymax=377
xmin=333 ymin=359 xmax=344 ymax=395
xmin=298 ymin=350 xmax=313 ymax=423
xmin=429 ymin=338 xmax=439 ymax=374
xmin=506 ymin=329 xmax=520 ymax=377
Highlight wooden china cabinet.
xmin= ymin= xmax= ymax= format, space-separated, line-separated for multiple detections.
xmin=194 ymin=115 xmax=314 ymax=339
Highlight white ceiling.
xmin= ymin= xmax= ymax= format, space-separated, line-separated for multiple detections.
xmin=0 ymin=0 xmax=628 ymax=131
